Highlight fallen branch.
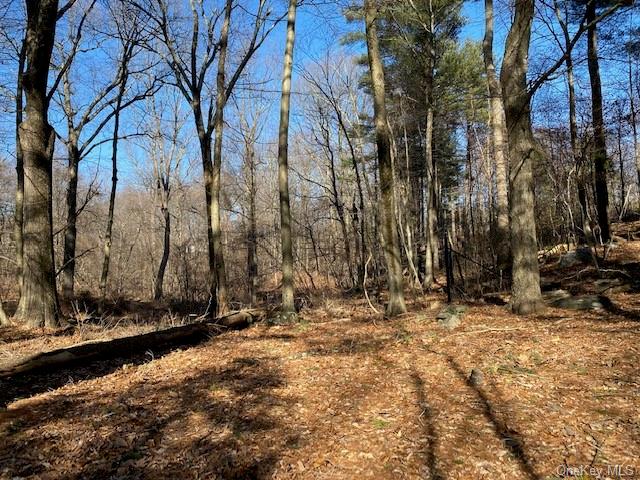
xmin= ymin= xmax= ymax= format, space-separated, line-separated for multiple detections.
xmin=363 ymin=253 xmax=380 ymax=314
xmin=450 ymin=327 xmax=527 ymax=336
xmin=0 ymin=309 xmax=264 ymax=379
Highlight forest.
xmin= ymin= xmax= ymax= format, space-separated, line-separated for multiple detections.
xmin=0 ymin=0 xmax=640 ymax=478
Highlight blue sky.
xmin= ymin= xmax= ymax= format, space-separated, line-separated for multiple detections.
xmin=1 ymin=0 xmax=637 ymax=192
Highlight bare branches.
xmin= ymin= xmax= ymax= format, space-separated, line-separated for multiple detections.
xmin=57 ymin=0 xmax=78 ymax=20
xmin=528 ymin=0 xmax=628 ymax=99
xmin=48 ymin=0 xmax=97 ymax=103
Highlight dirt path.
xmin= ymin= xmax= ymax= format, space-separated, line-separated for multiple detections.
xmin=1 ymin=297 xmax=639 ymax=479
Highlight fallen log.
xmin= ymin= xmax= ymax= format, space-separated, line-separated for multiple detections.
xmin=0 ymin=309 xmax=264 ymax=379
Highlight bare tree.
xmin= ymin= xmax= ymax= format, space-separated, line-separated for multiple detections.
xmin=146 ymin=91 xmax=186 ymax=300
xmin=99 ymin=2 xmax=158 ymax=301
xmin=308 ymin=100 xmax=354 ymax=287
xmin=15 ymin=0 xmax=62 ymax=327
xmin=139 ymin=0 xmax=281 ymax=316
xmin=234 ymin=97 xmax=267 ymax=306
xmin=302 ymin=56 xmax=367 ymax=288
xmin=483 ymin=0 xmax=510 ymax=270
xmin=276 ymin=0 xmax=298 ymax=318
xmin=500 ymin=0 xmax=543 ymax=315
xmin=14 ymin=40 xmax=26 ymax=299
xmin=552 ymin=0 xmax=594 ymax=245
xmin=586 ymin=0 xmax=610 ymax=243
xmin=364 ymin=0 xmax=406 ymax=317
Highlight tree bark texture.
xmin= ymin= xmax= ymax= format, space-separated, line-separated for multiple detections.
xmin=586 ymin=1 xmax=610 ymax=243
xmin=276 ymin=0 xmax=298 ymax=316
xmin=364 ymin=0 xmax=407 ymax=317
xmin=15 ymin=0 xmax=61 ymax=328
xmin=500 ymin=0 xmax=543 ymax=315
xmin=483 ymin=0 xmax=510 ymax=270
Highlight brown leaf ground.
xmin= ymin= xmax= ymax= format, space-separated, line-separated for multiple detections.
xmin=1 ymin=293 xmax=639 ymax=480
xmin=2 ymin=225 xmax=640 ymax=480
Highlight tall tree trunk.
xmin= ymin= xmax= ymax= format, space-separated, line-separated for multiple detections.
xmin=276 ymin=0 xmax=298 ymax=317
xmin=15 ymin=0 xmax=61 ymax=328
xmin=99 ymin=77 xmax=127 ymax=301
xmin=617 ymin=118 xmax=625 ymax=215
xmin=364 ymin=0 xmax=407 ymax=317
xmin=628 ymin=51 xmax=640 ymax=199
xmin=553 ymin=4 xmax=594 ymax=246
xmin=500 ymin=0 xmax=543 ymax=315
xmin=195 ymin=112 xmax=217 ymax=315
xmin=323 ymin=121 xmax=354 ymax=287
xmin=15 ymin=40 xmax=26 ymax=300
xmin=560 ymin=17 xmax=593 ymax=245
xmin=424 ymin=106 xmax=436 ymax=288
xmin=332 ymin=107 xmax=366 ymax=287
xmin=483 ymin=0 xmax=510 ymax=270
xmin=423 ymin=0 xmax=437 ymax=289
xmin=210 ymin=0 xmax=232 ymax=315
xmin=62 ymin=138 xmax=79 ymax=298
xmin=586 ymin=1 xmax=610 ymax=243
xmin=247 ymin=146 xmax=258 ymax=307
xmin=154 ymin=204 xmax=170 ymax=300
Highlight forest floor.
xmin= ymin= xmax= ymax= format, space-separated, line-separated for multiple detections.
xmin=1 ymin=227 xmax=640 ymax=479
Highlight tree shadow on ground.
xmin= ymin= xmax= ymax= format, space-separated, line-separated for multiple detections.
xmin=0 ymin=355 xmax=294 ymax=479
xmin=445 ymin=355 xmax=541 ymax=480
xmin=304 ymin=334 xmax=387 ymax=356
xmin=410 ymin=369 xmax=445 ymax=480
xmin=600 ymin=301 xmax=640 ymax=322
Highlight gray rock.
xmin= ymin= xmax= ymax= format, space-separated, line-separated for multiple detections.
xmin=469 ymin=368 xmax=484 ymax=386
xmin=436 ymin=305 xmax=467 ymax=330
xmin=543 ymin=289 xmax=571 ymax=302
xmin=548 ymin=294 xmax=611 ymax=311
xmin=594 ymin=278 xmax=628 ymax=294
xmin=558 ymin=247 xmax=593 ymax=268
xmin=438 ymin=314 xmax=461 ymax=329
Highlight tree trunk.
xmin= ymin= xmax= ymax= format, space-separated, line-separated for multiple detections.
xmin=424 ymin=106 xmax=436 ymax=289
xmin=364 ymin=0 xmax=407 ymax=317
xmin=323 ymin=119 xmax=354 ymax=288
xmin=15 ymin=0 xmax=61 ymax=328
xmin=195 ymin=114 xmax=217 ymax=316
xmin=99 ymin=78 xmax=126 ymax=301
xmin=586 ymin=1 xmax=610 ymax=243
xmin=333 ymin=107 xmax=366 ymax=288
xmin=423 ymin=0 xmax=437 ymax=289
xmin=483 ymin=0 xmax=510 ymax=270
xmin=62 ymin=138 xmax=80 ymax=298
xmin=210 ymin=0 xmax=232 ymax=315
xmin=247 ymin=147 xmax=258 ymax=307
xmin=560 ymin=20 xmax=594 ymax=245
xmin=500 ymin=0 xmax=543 ymax=315
xmin=153 ymin=205 xmax=170 ymax=300
xmin=15 ymin=40 xmax=26 ymax=300
xmin=617 ymin=117 xmax=625 ymax=215
xmin=276 ymin=0 xmax=298 ymax=317
xmin=628 ymin=51 xmax=640 ymax=200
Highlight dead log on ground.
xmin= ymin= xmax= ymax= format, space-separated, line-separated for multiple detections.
xmin=0 ymin=309 xmax=264 ymax=379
